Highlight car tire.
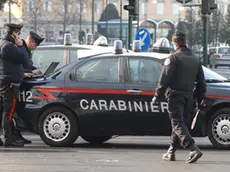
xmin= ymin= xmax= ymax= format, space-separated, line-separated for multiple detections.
xmin=38 ymin=106 xmax=79 ymax=147
xmin=207 ymin=108 xmax=230 ymax=149
xmin=81 ymin=135 xmax=112 ymax=145
xmin=214 ymin=65 xmax=217 ymax=68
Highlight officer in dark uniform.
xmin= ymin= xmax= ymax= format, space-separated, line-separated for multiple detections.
xmin=0 ymin=23 xmax=32 ymax=147
xmin=14 ymin=31 xmax=44 ymax=144
xmin=21 ymin=31 xmax=44 ymax=74
xmin=152 ymin=30 xmax=206 ymax=163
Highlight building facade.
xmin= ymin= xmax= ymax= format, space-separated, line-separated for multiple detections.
xmin=0 ymin=0 xmax=229 ymax=45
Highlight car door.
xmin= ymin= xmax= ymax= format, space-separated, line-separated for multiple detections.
xmin=64 ymin=56 xmax=126 ymax=136
xmin=123 ymin=56 xmax=171 ymax=135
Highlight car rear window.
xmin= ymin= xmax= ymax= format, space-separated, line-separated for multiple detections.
xmin=219 ymin=48 xmax=230 ymax=54
xmin=32 ymin=49 xmax=64 ymax=73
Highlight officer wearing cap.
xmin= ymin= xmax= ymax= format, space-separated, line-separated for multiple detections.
xmin=152 ymin=30 xmax=206 ymax=163
xmin=21 ymin=31 xmax=44 ymax=75
xmin=0 ymin=23 xmax=32 ymax=147
xmin=14 ymin=31 xmax=45 ymax=144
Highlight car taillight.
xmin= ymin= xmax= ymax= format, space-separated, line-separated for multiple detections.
xmin=207 ymin=52 xmax=210 ymax=56
xmin=215 ymin=54 xmax=220 ymax=58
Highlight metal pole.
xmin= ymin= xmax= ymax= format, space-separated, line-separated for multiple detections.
xmin=202 ymin=14 xmax=208 ymax=67
xmin=136 ymin=0 xmax=139 ymax=31
xmin=9 ymin=0 xmax=11 ymax=23
xmin=128 ymin=15 xmax=132 ymax=50
xmin=120 ymin=0 xmax=122 ymax=40
xmin=92 ymin=0 xmax=94 ymax=35
xmin=79 ymin=0 xmax=82 ymax=32
xmin=106 ymin=0 xmax=108 ymax=39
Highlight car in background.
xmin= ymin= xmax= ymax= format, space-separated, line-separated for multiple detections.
xmin=32 ymin=36 xmax=131 ymax=73
xmin=209 ymin=46 xmax=230 ymax=68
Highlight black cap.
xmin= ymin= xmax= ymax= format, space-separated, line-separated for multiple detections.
xmin=173 ymin=30 xmax=186 ymax=37
xmin=29 ymin=31 xmax=44 ymax=46
xmin=4 ymin=23 xmax=23 ymax=31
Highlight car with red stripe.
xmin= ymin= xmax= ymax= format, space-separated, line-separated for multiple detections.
xmin=16 ymin=51 xmax=230 ymax=149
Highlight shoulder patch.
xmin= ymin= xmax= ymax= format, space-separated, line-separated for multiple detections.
xmin=164 ymin=58 xmax=171 ymax=65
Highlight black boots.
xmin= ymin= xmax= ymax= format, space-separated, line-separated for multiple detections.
xmin=162 ymin=144 xmax=202 ymax=163
xmin=14 ymin=129 xmax=32 ymax=144
xmin=162 ymin=145 xmax=176 ymax=161
xmin=3 ymin=121 xmax=24 ymax=147
xmin=186 ymin=144 xmax=203 ymax=163
xmin=4 ymin=135 xmax=24 ymax=147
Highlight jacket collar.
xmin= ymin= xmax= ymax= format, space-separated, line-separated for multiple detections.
xmin=2 ymin=35 xmax=15 ymax=44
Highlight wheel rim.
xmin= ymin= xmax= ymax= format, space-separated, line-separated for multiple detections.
xmin=43 ymin=112 xmax=71 ymax=142
xmin=212 ymin=114 xmax=230 ymax=145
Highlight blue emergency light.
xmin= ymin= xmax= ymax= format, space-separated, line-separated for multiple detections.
xmin=114 ymin=40 xmax=123 ymax=54
xmin=64 ymin=33 xmax=72 ymax=45
xmin=132 ymin=40 xmax=141 ymax=52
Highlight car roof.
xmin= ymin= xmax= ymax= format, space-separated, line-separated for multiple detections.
xmin=91 ymin=52 xmax=170 ymax=60
xmin=37 ymin=44 xmax=130 ymax=51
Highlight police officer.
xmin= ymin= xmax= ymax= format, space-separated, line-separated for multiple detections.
xmin=14 ymin=31 xmax=44 ymax=144
xmin=152 ymin=30 xmax=206 ymax=163
xmin=0 ymin=23 xmax=32 ymax=147
xmin=21 ymin=31 xmax=44 ymax=74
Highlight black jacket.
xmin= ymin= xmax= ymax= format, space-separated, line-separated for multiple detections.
xmin=20 ymin=39 xmax=36 ymax=73
xmin=0 ymin=36 xmax=32 ymax=83
xmin=156 ymin=46 xmax=206 ymax=101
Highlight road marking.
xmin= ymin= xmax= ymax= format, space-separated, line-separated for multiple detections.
xmin=96 ymin=159 xmax=119 ymax=163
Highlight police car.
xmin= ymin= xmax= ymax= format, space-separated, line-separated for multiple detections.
xmin=32 ymin=34 xmax=130 ymax=73
xmin=16 ymin=38 xmax=230 ymax=149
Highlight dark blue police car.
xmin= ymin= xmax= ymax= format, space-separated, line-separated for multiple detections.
xmin=16 ymin=40 xmax=230 ymax=149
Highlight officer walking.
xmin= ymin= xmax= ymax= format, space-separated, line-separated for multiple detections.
xmin=152 ymin=30 xmax=206 ymax=163
xmin=14 ymin=31 xmax=44 ymax=144
xmin=0 ymin=23 xmax=32 ymax=147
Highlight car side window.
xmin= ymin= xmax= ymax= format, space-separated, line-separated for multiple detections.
xmin=32 ymin=49 xmax=64 ymax=72
xmin=128 ymin=58 xmax=162 ymax=83
xmin=76 ymin=58 xmax=119 ymax=82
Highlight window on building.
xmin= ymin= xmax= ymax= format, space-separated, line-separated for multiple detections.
xmin=43 ymin=0 xmax=52 ymax=12
xmin=94 ymin=1 xmax=101 ymax=14
xmin=173 ymin=2 xmax=179 ymax=15
xmin=157 ymin=0 xmax=164 ymax=15
xmin=28 ymin=0 xmax=35 ymax=11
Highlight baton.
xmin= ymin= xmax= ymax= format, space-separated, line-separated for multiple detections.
xmin=191 ymin=109 xmax=200 ymax=130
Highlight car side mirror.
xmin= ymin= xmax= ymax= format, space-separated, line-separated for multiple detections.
xmin=69 ymin=73 xmax=77 ymax=80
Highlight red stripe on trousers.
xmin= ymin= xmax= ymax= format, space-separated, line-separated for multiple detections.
xmin=9 ymin=96 xmax=17 ymax=120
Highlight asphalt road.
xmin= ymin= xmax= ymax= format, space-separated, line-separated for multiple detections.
xmin=0 ymin=135 xmax=229 ymax=172
xmin=210 ymin=66 xmax=230 ymax=79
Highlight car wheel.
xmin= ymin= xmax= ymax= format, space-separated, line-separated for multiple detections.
xmin=214 ymin=65 xmax=217 ymax=68
xmin=38 ymin=106 xmax=79 ymax=147
xmin=207 ymin=108 xmax=230 ymax=149
xmin=81 ymin=135 xmax=112 ymax=145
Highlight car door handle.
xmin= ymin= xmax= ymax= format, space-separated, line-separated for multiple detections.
xmin=126 ymin=89 xmax=143 ymax=93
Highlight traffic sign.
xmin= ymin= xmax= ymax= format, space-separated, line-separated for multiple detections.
xmin=135 ymin=28 xmax=151 ymax=52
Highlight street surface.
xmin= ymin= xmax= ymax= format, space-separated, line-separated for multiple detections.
xmin=211 ymin=66 xmax=230 ymax=79
xmin=0 ymin=67 xmax=229 ymax=172
xmin=0 ymin=134 xmax=229 ymax=172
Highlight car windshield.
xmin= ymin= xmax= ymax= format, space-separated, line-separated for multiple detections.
xmin=202 ymin=66 xmax=227 ymax=81
xmin=219 ymin=47 xmax=230 ymax=54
